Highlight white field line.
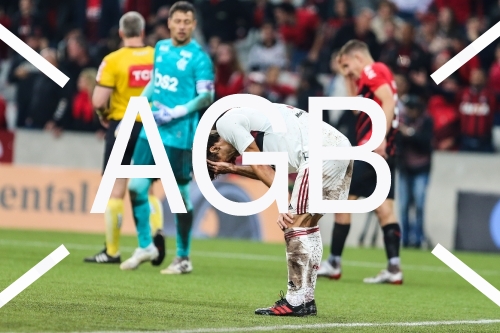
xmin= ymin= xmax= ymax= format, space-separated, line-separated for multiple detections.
xmin=1 ymin=238 xmax=499 ymax=276
xmin=57 ymin=319 xmax=500 ymax=333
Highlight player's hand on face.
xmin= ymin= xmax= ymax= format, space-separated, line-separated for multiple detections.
xmin=207 ymin=159 xmax=234 ymax=175
xmin=277 ymin=212 xmax=294 ymax=231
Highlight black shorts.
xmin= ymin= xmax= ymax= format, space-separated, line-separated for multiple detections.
xmin=102 ymin=119 xmax=142 ymax=174
xmin=349 ymin=157 xmax=396 ymax=200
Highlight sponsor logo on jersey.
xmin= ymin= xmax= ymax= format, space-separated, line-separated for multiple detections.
xmin=154 ymin=68 xmax=179 ymax=92
xmin=180 ymin=50 xmax=192 ymax=58
xmin=129 ymin=64 xmax=153 ymax=87
xmin=159 ymin=45 xmax=169 ymax=52
xmin=460 ymin=102 xmax=490 ymax=116
xmin=177 ymin=57 xmax=188 ymax=71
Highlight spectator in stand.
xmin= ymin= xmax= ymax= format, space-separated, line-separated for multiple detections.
xmin=146 ymin=21 xmax=170 ymax=47
xmin=317 ymin=0 xmax=353 ymax=73
xmin=395 ymin=73 xmax=410 ymax=116
xmin=206 ymin=36 xmax=221 ymax=62
xmin=214 ymin=43 xmax=245 ymax=100
xmin=274 ymin=2 xmax=323 ymax=70
xmin=246 ymin=71 xmax=268 ymax=98
xmin=200 ymin=0 xmax=252 ymax=43
xmin=265 ymin=66 xmax=295 ymax=104
xmin=0 ymin=93 xmax=6 ymax=131
xmin=432 ymin=0 xmax=482 ymax=26
xmin=436 ymin=7 xmax=457 ymax=40
xmin=371 ymin=0 xmax=403 ymax=44
xmin=396 ymin=95 xmax=433 ymax=249
xmin=60 ymin=35 xmax=99 ymax=100
xmin=427 ymin=74 xmax=460 ymax=151
xmin=10 ymin=0 xmax=46 ymax=43
xmin=329 ymin=8 xmax=380 ymax=61
xmin=37 ymin=0 xmax=75 ymax=45
xmin=74 ymin=0 xmax=121 ymax=44
xmin=0 ymin=5 xmax=12 ymax=60
xmin=389 ymin=0 xmax=433 ymax=22
xmin=124 ymin=0 xmax=155 ymax=29
xmin=247 ymin=21 xmax=288 ymax=72
xmin=71 ymin=68 xmax=102 ymax=134
xmin=253 ymin=0 xmax=276 ymax=28
xmin=295 ymin=60 xmax=325 ymax=117
xmin=415 ymin=13 xmax=446 ymax=55
xmin=379 ymin=22 xmax=430 ymax=96
xmin=93 ymin=27 xmax=121 ymax=64
xmin=458 ymin=68 xmax=497 ymax=153
xmin=449 ymin=35 xmax=481 ymax=85
xmin=7 ymin=32 xmax=41 ymax=128
xmin=488 ymin=43 xmax=500 ymax=96
xmin=25 ymin=48 xmax=70 ymax=134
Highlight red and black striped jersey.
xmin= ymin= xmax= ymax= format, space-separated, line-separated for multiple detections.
xmin=355 ymin=62 xmax=399 ymax=157
xmin=458 ymin=87 xmax=497 ymax=138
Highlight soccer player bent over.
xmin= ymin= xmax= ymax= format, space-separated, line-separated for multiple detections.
xmin=84 ymin=11 xmax=164 ymax=265
xmin=120 ymin=2 xmax=214 ymax=273
xmin=207 ymin=103 xmax=353 ymax=316
xmin=317 ymin=40 xmax=403 ymax=284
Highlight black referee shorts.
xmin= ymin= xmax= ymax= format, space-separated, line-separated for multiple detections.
xmin=349 ymin=156 xmax=396 ymax=200
xmin=102 ymin=119 xmax=143 ymax=174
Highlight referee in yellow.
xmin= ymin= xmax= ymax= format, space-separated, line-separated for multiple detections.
xmin=84 ymin=11 xmax=165 ymax=266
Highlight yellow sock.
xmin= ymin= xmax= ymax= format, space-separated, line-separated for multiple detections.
xmin=149 ymin=195 xmax=164 ymax=234
xmin=105 ymin=198 xmax=124 ymax=257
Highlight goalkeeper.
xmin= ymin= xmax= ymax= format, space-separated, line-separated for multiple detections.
xmin=120 ymin=1 xmax=214 ymax=274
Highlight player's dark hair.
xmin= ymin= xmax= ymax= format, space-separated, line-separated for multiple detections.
xmin=276 ymin=3 xmax=296 ymax=15
xmin=338 ymin=39 xmax=370 ymax=57
xmin=169 ymin=1 xmax=196 ymax=18
xmin=207 ymin=132 xmax=221 ymax=181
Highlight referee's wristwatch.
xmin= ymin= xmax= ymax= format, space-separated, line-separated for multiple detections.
xmin=406 ymin=127 xmax=415 ymax=136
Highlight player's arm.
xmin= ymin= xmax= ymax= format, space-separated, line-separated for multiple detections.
xmin=172 ymin=52 xmax=215 ymax=117
xmin=153 ymin=53 xmax=214 ymax=124
xmin=373 ymin=83 xmax=396 ymax=135
xmin=92 ymin=86 xmax=113 ymax=118
xmin=141 ymin=73 xmax=155 ymax=102
xmin=207 ymin=160 xmax=260 ymax=180
xmin=178 ymin=52 xmax=215 ymax=114
xmin=243 ymin=141 xmax=276 ymax=188
xmin=94 ymin=57 xmax=115 ymax=123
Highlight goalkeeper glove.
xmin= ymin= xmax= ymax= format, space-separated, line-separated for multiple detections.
xmin=152 ymin=101 xmax=188 ymax=125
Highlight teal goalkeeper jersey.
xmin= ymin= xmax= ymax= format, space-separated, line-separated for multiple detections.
xmin=140 ymin=38 xmax=214 ymax=149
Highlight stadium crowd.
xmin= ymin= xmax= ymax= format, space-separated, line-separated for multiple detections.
xmin=1 ymin=0 xmax=499 ymax=151
xmin=0 ymin=0 xmax=499 ymax=248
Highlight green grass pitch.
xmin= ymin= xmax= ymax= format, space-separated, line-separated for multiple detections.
xmin=1 ymin=228 xmax=500 ymax=332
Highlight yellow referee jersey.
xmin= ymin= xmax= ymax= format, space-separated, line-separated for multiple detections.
xmin=96 ymin=46 xmax=154 ymax=121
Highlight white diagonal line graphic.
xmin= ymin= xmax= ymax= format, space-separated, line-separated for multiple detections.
xmin=0 ymin=24 xmax=69 ymax=87
xmin=432 ymin=244 xmax=500 ymax=307
xmin=0 ymin=245 xmax=69 ymax=308
xmin=431 ymin=21 xmax=500 ymax=84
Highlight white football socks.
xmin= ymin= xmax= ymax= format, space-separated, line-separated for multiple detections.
xmin=284 ymin=227 xmax=309 ymax=306
xmin=305 ymin=226 xmax=322 ymax=303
